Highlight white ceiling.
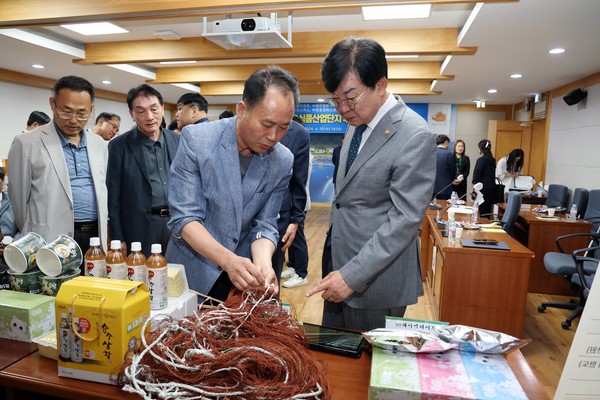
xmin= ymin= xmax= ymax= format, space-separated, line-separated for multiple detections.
xmin=1 ymin=0 xmax=599 ymax=106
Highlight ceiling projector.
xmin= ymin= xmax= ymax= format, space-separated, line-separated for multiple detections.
xmin=213 ymin=17 xmax=279 ymax=33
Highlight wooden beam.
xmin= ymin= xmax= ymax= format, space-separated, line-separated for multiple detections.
xmin=78 ymin=29 xmax=475 ymax=65
xmin=198 ymin=79 xmax=437 ymax=96
xmin=0 ymin=1 xmax=519 ymax=27
xmin=151 ymin=61 xmax=452 ymax=84
xmin=0 ymin=68 xmax=127 ymax=103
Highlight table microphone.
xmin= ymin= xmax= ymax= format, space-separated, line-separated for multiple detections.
xmin=436 ymin=182 xmax=483 ymax=227
xmin=429 ymin=174 xmax=463 ymax=210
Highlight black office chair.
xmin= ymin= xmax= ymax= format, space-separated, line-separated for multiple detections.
xmin=481 ymin=191 xmax=522 ymax=236
xmin=570 ymin=188 xmax=589 ymax=219
xmin=584 ymin=190 xmax=600 ymax=225
xmin=545 ymin=184 xmax=569 ymax=209
xmin=538 ymin=228 xmax=600 ymax=329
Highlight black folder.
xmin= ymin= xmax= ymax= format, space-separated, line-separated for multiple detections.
xmin=460 ymin=239 xmax=510 ymax=251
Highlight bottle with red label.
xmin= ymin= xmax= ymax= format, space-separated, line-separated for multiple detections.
xmin=127 ymin=241 xmax=147 ymax=285
xmin=147 ymin=243 xmax=168 ymax=310
xmin=84 ymin=237 xmax=106 ymax=278
xmin=106 ymin=240 xmax=127 ymax=280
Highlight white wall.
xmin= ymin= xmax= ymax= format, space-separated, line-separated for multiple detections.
xmin=0 ymin=80 xmax=130 ymax=159
xmin=546 ymin=82 xmax=600 ymax=191
xmin=455 ymin=110 xmax=507 ymax=192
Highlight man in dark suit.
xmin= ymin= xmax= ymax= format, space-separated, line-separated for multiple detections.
xmin=274 ymin=117 xmax=310 ymax=288
xmin=433 ymin=134 xmax=456 ymax=200
xmin=107 ymin=84 xmax=180 ymax=256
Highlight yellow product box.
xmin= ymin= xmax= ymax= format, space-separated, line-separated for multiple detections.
xmin=55 ymin=276 xmax=150 ymax=385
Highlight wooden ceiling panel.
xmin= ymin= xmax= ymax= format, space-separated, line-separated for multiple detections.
xmin=150 ymin=62 xmax=452 ymax=84
xmin=79 ymin=29 xmax=475 ymax=65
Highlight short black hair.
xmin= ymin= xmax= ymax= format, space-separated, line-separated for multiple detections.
xmin=95 ymin=112 xmax=121 ymax=124
xmin=126 ymin=84 xmax=163 ymax=110
xmin=177 ymin=93 xmax=208 ymax=112
xmin=243 ymin=66 xmax=299 ymax=111
xmin=27 ymin=111 xmax=50 ymax=126
xmin=321 ymin=37 xmax=388 ymax=94
xmin=0 ymin=167 xmax=4 ymax=180
xmin=219 ymin=110 xmax=235 ymax=119
xmin=436 ymin=134 xmax=450 ymax=145
xmin=168 ymin=119 xmax=179 ymax=131
xmin=53 ymin=75 xmax=95 ymax=101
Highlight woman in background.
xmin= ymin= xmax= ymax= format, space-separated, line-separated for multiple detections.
xmin=452 ymin=139 xmax=470 ymax=199
xmin=496 ymin=148 xmax=524 ymax=191
xmin=472 ymin=139 xmax=497 ymax=215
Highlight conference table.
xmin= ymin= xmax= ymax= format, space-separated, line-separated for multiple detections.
xmin=421 ymin=214 xmax=534 ymax=338
xmin=0 ymin=340 xmax=549 ymax=400
xmin=502 ymin=203 xmax=592 ymax=295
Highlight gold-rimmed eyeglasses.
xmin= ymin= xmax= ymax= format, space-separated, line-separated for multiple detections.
xmin=326 ymin=90 xmax=366 ymax=110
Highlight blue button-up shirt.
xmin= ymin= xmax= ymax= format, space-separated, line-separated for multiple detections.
xmin=56 ymin=125 xmax=97 ymax=222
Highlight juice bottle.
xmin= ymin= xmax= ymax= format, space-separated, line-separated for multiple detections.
xmin=71 ymin=317 xmax=83 ymax=363
xmin=106 ymin=240 xmax=127 ymax=280
xmin=127 ymin=241 xmax=147 ymax=285
xmin=147 ymin=243 xmax=168 ymax=310
xmin=84 ymin=237 xmax=106 ymax=278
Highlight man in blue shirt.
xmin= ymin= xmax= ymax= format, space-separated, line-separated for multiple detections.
xmin=8 ymin=76 xmax=109 ymax=258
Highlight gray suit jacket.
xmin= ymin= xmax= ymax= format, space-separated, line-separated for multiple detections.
xmin=331 ymin=96 xmax=436 ymax=309
xmin=165 ymin=118 xmax=293 ymax=295
xmin=8 ymin=123 xmax=108 ymax=249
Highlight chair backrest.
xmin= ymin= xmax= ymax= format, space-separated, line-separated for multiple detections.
xmin=545 ymin=184 xmax=569 ymax=208
xmin=571 ymin=188 xmax=589 ymax=218
xmin=584 ymin=190 xmax=600 ymax=221
xmin=501 ymin=191 xmax=522 ymax=235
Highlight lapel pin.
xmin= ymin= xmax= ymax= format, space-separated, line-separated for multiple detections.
xmin=384 ymin=130 xmax=390 ymax=135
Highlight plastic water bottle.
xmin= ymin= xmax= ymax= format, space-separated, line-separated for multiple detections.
xmin=569 ymin=204 xmax=577 ymax=222
xmin=448 ymin=212 xmax=456 ymax=245
xmin=450 ymin=191 xmax=458 ymax=207
xmin=471 ymin=201 xmax=479 ymax=223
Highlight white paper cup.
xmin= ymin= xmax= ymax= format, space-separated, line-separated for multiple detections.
xmin=36 ymin=235 xmax=83 ymax=277
xmin=456 ymin=227 xmax=464 ymax=239
xmin=547 ymin=208 xmax=556 ymax=217
xmin=4 ymin=232 xmax=46 ymax=273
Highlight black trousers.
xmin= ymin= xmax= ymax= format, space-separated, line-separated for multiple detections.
xmin=287 ymin=218 xmax=308 ymax=279
xmin=73 ymin=221 xmax=98 ymax=274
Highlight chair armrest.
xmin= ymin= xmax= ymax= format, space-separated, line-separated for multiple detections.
xmin=555 ymin=232 xmax=600 ymax=253
xmin=571 ymin=245 xmax=600 ymax=290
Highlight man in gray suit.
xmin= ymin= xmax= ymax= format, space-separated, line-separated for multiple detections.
xmin=107 ymin=84 xmax=180 ymax=256
xmin=9 ymin=76 xmax=109 ymax=255
xmin=306 ymin=38 xmax=437 ymax=331
xmin=166 ymin=66 xmax=296 ymax=301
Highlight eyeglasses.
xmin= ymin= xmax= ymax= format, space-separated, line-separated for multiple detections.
xmin=52 ymin=100 xmax=90 ymax=121
xmin=326 ymin=90 xmax=367 ymax=110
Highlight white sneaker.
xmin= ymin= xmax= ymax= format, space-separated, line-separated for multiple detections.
xmin=281 ymin=267 xmax=295 ymax=279
xmin=282 ymin=273 xmax=307 ymax=288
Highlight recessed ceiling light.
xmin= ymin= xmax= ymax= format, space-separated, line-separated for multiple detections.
xmin=317 ymin=98 xmax=325 ymax=102
xmin=32 ymin=64 xmax=44 ymax=69
xmin=510 ymin=73 xmax=523 ymax=79
xmin=102 ymin=80 xmax=112 ymax=85
xmin=61 ymin=22 xmax=128 ymax=36
xmin=159 ymin=61 xmax=197 ymax=65
xmin=362 ymin=4 xmax=431 ymax=20
xmin=488 ymin=89 xmax=497 ymax=94
xmin=548 ymin=48 xmax=565 ymax=54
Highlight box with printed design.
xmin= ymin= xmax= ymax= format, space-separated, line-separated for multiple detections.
xmin=369 ymin=346 xmax=527 ymax=399
xmin=55 ymin=276 xmax=150 ymax=385
xmin=0 ymin=290 xmax=55 ymax=342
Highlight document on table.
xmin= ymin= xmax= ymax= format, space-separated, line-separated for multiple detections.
xmin=555 ymin=262 xmax=600 ymax=399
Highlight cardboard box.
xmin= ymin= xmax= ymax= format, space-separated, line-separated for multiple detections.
xmin=0 ymin=290 xmax=55 ymax=342
xmin=55 ymin=276 xmax=150 ymax=385
xmin=369 ymin=347 xmax=527 ymax=399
